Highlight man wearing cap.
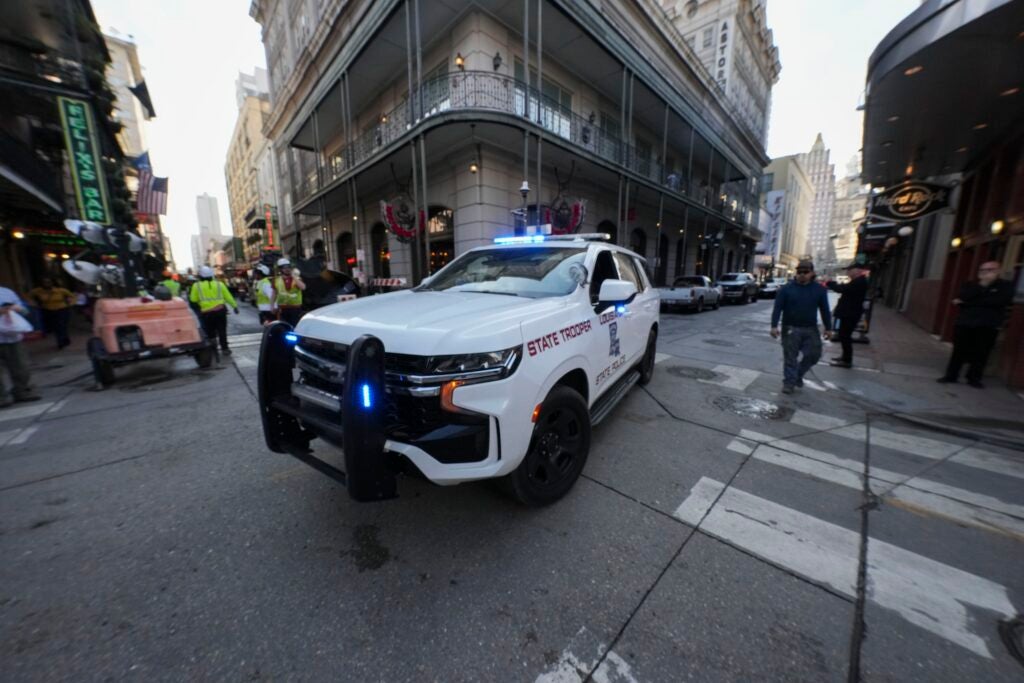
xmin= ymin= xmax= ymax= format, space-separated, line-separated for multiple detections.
xmin=0 ymin=286 xmax=41 ymax=407
xmin=770 ymin=260 xmax=832 ymax=394
xmin=189 ymin=266 xmax=239 ymax=355
xmin=273 ymin=258 xmax=306 ymax=327
xmin=826 ymin=263 xmax=870 ymax=368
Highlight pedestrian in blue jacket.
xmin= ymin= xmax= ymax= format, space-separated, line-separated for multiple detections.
xmin=770 ymin=260 xmax=832 ymax=393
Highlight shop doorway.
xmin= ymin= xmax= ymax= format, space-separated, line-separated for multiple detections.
xmin=336 ymin=232 xmax=355 ymax=275
xmin=370 ymin=223 xmax=391 ymax=278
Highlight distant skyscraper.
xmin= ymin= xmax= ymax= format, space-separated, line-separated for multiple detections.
xmin=196 ymin=193 xmax=222 ymax=242
xmin=798 ymin=134 xmax=836 ymax=266
xmin=190 ymin=234 xmax=204 ymax=269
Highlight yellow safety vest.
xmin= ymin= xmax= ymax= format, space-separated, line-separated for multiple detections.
xmin=189 ymin=279 xmax=236 ymax=313
xmin=274 ymin=276 xmax=302 ymax=307
xmin=161 ymin=279 xmax=181 ymax=297
xmin=255 ymin=278 xmax=272 ymax=306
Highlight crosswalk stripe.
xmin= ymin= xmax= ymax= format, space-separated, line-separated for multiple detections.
xmin=790 ymin=410 xmax=1024 ymax=478
xmin=8 ymin=425 xmax=38 ymax=445
xmin=737 ymin=436 xmax=1024 ymax=539
xmin=654 ymin=352 xmax=671 ymax=364
xmin=802 ymin=379 xmax=827 ymax=391
xmin=0 ymin=402 xmax=54 ymax=424
xmin=699 ymin=364 xmax=760 ymax=391
xmin=233 ymin=357 xmax=257 ymax=368
xmin=227 ymin=332 xmax=264 ymax=344
xmin=676 ymin=477 xmax=1017 ymax=658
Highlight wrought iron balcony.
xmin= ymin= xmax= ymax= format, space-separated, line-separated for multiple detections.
xmin=297 ymin=71 xmax=753 ymax=228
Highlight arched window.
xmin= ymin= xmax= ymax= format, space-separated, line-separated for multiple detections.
xmin=630 ymin=228 xmax=647 ymax=258
xmin=370 ymin=223 xmax=391 ymax=278
xmin=597 ymin=220 xmax=616 ymax=245
xmin=336 ymin=232 xmax=355 ymax=275
xmin=427 ymin=205 xmax=454 ymax=272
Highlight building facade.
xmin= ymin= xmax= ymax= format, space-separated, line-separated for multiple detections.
xmin=760 ymin=154 xmax=811 ymax=273
xmin=829 ymin=159 xmax=867 ymax=268
xmin=861 ymin=0 xmax=1024 ymax=387
xmin=798 ymin=133 xmax=835 ymax=269
xmin=225 ymin=70 xmax=276 ymax=263
xmin=192 ymin=193 xmax=223 ymax=267
xmin=661 ymin=0 xmax=780 ymax=147
xmin=250 ymin=0 xmax=774 ymax=288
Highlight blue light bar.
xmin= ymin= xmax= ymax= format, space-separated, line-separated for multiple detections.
xmin=284 ymin=332 xmax=299 ymax=344
xmin=361 ymin=383 xmax=372 ymax=409
xmin=494 ymin=235 xmax=546 ymax=245
xmin=616 ymin=305 xmax=627 ymax=315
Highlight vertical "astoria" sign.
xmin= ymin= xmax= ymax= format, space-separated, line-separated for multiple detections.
xmin=58 ymin=96 xmax=111 ymax=224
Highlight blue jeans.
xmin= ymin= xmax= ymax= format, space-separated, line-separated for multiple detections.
xmin=782 ymin=325 xmax=822 ymax=386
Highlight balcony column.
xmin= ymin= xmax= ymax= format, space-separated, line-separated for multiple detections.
xmin=535 ymin=0 xmax=543 ymax=227
xmin=420 ymin=134 xmax=429 ymax=275
xmin=312 ymin=109 xmax=323 ymax=190
xmin=660 ymin=103 xmax=669 ymax=186
xmin=685 ymin=126 xmax=695 ymax=197
xmin=414 ymin=0 xmax=423 ymax=119
xmin=342 ymin=73 xmax=354 ymax=171
xmin=409 ymin=140 xmax=422 ymax=284
xmin=405 ymin=0 xmax=414 ymax=123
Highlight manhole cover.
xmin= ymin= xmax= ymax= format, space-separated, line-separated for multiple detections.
xmin=119 ymin=369 xmax=214 ymax=393
xmin=713 ymin=395 xmax=793 ymax=420
xmin=668 ymin=366 xmax=719 ymax=381
xmin=702 ymin=339 xmax=737 ymax=347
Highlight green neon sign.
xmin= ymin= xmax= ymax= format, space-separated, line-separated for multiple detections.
xmin=58 ymin=96 xmax=111 ymax=224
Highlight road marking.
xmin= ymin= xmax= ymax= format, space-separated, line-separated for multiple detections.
xmin=233 ymin=356 xmax=257 ymax=368
xmin=535 ymin=627 xmax=606 ymax=683
xmin=802 ymin=379 xmax=827 ymax=391
xmin=823 ymin=380 xmax=839 ymax=390
xmin=592 ymin=651 xmax=639 ymax=683
xmin=791 ymin=410 xmax=1023 ymax=479
xmin=742 ymin=437 xmax=1024 ymax=539
xmin=0 ymin=402 xmax=54 ymax=424
xmin=46 ymin=399 xmax=67 ymax=415
xmin=228 ymin=332 xmax=264 ymax=344
xmin=654 ymin=352 xmax=671 ymax=364
xmin=699 ymin=364 xmax=760 ymax=391
xmin=8 ymin=426 xmax=38 ymax=445
xmin=726 ymin=437 xmax=755 ymax=455
xmin=0 ymin=428 xmax=20 ymax=447
xmin=675 ymin=477 xmax=1016 ymax=658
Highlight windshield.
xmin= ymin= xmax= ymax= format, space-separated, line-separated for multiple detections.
xmin=419 ymin=246 xmax=588 ymax=299
xmin=673 ymin=277 xmax=705 ymax=286
xmin=719 ymin=274 xmax=741 ymax=282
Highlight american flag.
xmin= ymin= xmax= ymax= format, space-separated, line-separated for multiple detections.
xmin=133 ymin=151 xmax=168 ymax=215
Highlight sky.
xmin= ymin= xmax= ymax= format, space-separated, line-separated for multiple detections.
xmin=91 ymin=0 xmax=921 ymax=269
xmin=764 ymin=0 xmax=920 ymax=173
xmin=92 ymin=0 xmax=266 ymax=271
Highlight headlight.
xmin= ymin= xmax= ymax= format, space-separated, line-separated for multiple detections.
xmin=428 ymin=345 xmax=522 ymax=379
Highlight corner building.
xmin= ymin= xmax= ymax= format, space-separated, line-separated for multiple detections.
xmin=250 ymin=0 xmax=774 ymax=285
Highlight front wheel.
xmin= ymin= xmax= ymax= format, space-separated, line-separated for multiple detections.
xmin=638 ymin=329 xmax=657 ymax=386
xmin=711 ymin=295 xmax=720 ymax=310
xmin=506 ymin=386 xmax=591 ymax=506
xmin=194 ymin=347 xmax=214 ymax=368
xmin=695 ymin=298 xmax=704 ymax=313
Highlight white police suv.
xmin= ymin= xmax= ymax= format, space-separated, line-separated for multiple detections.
xmin=257 ymin=234 xmax=659 ymax=505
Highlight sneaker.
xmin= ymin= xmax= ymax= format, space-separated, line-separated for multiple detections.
xmin=829 ymin=359 xmax=852 ymax=368
xmin=781 ymin=384 xmax=795 ymax=394
xmin=936 ymin=377 xmax=957 ymax=384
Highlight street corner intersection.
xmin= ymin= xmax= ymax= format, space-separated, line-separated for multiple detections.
xmin=1 ymin=301 xmax=1021 ymax=682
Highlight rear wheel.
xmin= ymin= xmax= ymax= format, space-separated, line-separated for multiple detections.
xmin=638 ymin=329 xmax=657 ymax=386
xmin=194 ymin=347 xmax=214 ymax=368
xmin=87 ymin=337 xmax=115 ymax=387
xmin=506 ymin=386 xmax=591 ymax=506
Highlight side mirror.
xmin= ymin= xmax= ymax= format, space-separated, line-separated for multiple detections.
xmin=598 ymin=279 xmax=637 ymax=305
xmin=419 ymin=275 xmax=435 ymax=287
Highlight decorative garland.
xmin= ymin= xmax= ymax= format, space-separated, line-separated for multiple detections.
xmin=379 ymin=196 xmax=425 ymax=243
xmin=548 ymin=196 xmax=586 ymax=234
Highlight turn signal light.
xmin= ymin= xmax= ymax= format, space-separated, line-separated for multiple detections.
xmin=440 ymin=380 xmax=467 ymax=413
xmin=531 ymin=403 xmax=542 ymax=423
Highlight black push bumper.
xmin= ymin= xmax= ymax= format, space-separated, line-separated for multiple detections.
xmin=258 ymin=322 xmax=397 ymax=502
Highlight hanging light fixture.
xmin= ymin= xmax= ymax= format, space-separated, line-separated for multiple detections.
xmin=493 ymin=52 xmax=502 ymax=71
xmin=469 ymin=124 xmax=479 ymax=173
xmin=950 ymin=236 xmax=962 ymax=248
xmin=991 ymin=220 xmax=1005 ymax=235
xmin=455 ymin=52 xmax=465 ymax=71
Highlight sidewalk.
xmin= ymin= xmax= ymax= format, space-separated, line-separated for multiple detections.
xmin=21 ymin=316 xmax=95 ymax=389
xmin=813 ymin=302 xmax=1024 ymax=446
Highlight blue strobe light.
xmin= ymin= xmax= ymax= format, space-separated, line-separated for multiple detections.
xmin=284 ymin=332 xmax=299 ymax=344
xmin=361 ymin=383 xmax=372 ymax=409
xmin=493 ymin=234 xmax=546 ymax=245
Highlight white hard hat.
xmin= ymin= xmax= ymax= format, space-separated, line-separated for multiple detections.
xmin=198 ymin=266 xmax=214 ymax=278
xmin=276 ymin=258 xmax=291 ymax=267
xmin=256 ymin=264 xmax=270 ymax=276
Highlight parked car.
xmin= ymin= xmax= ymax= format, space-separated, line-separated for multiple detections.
xmin=757 ymin=277 xmax=788 ymax=299
xmin=658 ymin=275 xmax=721 ymax=312
xmin=717 ymin=272 xmax=759 ymax=304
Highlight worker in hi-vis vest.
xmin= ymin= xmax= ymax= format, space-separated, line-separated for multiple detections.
xmin=273 ymin=258 xmax=306 ymax=327
xmin=189 ymin=266 xmax=239 ymax=355
xmin=159 ymin=270 xmax=181 ymax=298
xmin=253 ymin=263 xmax=275 ymax=325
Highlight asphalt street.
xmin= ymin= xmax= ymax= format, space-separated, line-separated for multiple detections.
xmin=1 ymin=296 xmax=1022 ymax=682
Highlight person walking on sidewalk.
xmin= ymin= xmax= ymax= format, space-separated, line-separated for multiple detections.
xmin=0 ymin=287 xmax=41 ymax=408
xmin=253 ymin=264 xmax=275 ymax=325
xmin=937 ymin=260 xmax=1014 ymax=388
xmin=826 ymin=263 xmax=870 ymax=368
xmin=29 ymin=278 xmax=74 ymax=349
xmin=273 ymin=258 xmax=305 ymax=327
xmin=770 ymin=260 xmax=832 ymax=394
xmin=189 ymin=266 xmax=239 ymax=356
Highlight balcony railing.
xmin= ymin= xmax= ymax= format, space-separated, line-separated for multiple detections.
xmin=297 ymin=71 xmax=754 ymax=227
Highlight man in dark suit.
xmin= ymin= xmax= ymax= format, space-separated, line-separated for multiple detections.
xmin=826 ymin=264 xmax=870 ymax=368
xmin=937 ymin=261 xmax=1015 ymax=388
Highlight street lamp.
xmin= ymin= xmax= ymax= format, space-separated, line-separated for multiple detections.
xmin=519 ymin=181 xmax=530 ymax=235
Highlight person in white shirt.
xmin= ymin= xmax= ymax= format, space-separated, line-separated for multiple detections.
xmin=253 ymin=264 xmax=276 ymax=325
xmin=0 ymin=286 xmax=41 ymax=407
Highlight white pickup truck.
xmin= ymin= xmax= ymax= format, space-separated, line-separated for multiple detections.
xmin=657 ymin=275 xmax=721 ymax=313
xmin=257 ymin=233 xmax=660 ymax=506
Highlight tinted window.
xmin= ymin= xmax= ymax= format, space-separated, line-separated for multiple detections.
xmin=673 ymin=277 xmax=705 ymax=286
xmin=613 ymin=252 xmax=642 ymax=291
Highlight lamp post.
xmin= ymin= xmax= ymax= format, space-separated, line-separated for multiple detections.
xmin=519 ymin=180 xmax=530 ymax=235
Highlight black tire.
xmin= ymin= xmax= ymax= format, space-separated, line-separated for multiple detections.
xmin=195 ymin=347 xmax=214 ymax=368
xmin=695 ymin=297 xmax=704 ymax=313
xmin=506 ymin=386 xmax=591 ymax=506
xmin=638 ymin=329 xmax=657 ymax=386
xmin=87 ymin=337 xmax=115 ymax=386
xmin=712 ymin=296 xmax=720 ymax=310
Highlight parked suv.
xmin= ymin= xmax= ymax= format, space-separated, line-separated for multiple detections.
xmin=258 ymin=234 xmax=660 ymax=506
xmin=717 ymin=272 xmax=759 ymax=304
